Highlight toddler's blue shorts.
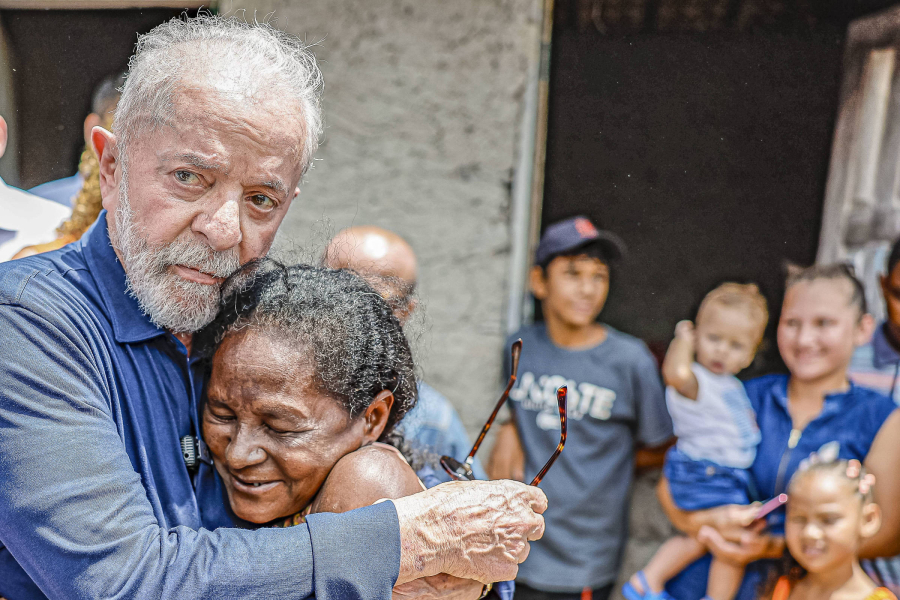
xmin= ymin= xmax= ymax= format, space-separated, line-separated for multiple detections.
xmin=663 ymin=447 xmax=755 ymax=511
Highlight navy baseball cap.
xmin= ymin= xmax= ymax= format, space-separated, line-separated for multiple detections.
xmin=534 ymin=216 xmax=626 ymax=267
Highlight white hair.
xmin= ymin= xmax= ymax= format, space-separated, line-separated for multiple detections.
xmin=113 ymin=13 xmax=323 ymax=175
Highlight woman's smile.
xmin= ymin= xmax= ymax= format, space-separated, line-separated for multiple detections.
xmin=228 ymin=472 xmax=283 ymax=495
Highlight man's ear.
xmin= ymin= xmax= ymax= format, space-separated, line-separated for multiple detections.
xmin=361 ymin=390 xmax=395 ymax=444
xmin=83 ymin=113 xmax=102 ymax=150
xmin=860 ymin=502 xmax=883 ymax=540
xmin=92 ymin=127 xmax=119 ymax=212
xmin=855 ymin=312 xmax=876 ymax=347
xmin=529 ymin=265 xmax=548 ymax=300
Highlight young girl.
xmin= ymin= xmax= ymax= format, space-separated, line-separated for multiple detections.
xmin=768 ymin=455 xmax=895 ymax=600
xmin=624 ymin=283 xmax=768 ymax=600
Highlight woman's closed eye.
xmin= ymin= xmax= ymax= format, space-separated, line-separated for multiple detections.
xmin=264 ymin=420 xmax=312 ymax=437
xmin=265 ymin=423 xmax=296 ymax=435
xmin=207 ymin=409 xmax=235 ymax=422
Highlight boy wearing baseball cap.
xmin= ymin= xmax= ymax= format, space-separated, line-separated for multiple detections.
xmin=490 ymin=216 xmax=673 ymax=600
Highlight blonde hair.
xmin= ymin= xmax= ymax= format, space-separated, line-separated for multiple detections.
xmin=697 ymin=282 xmax=769 ymax=343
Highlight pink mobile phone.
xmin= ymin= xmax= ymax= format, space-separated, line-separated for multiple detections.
xmin=755 ymin=493 xmax=788 ymax=521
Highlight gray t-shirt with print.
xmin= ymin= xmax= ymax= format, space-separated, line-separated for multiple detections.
xmin=507 ymin=324 xmax=673 ymax=592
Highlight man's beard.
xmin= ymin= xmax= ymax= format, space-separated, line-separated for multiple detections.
xmin=109 ymin=172 xmax=241 ymax=334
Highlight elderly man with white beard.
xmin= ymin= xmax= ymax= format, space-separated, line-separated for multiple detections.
xmin=0 ymin=15 xmax=545 ymax=600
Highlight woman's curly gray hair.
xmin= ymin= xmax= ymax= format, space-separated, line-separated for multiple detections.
xmin=196 ymin=259 xmax=418 ymax=447
xmin=114 ymin=13 xmax=323 ymax=175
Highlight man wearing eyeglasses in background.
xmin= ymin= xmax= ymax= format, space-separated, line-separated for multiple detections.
xmin=848 ymin=235 xmax=900 ymax=595
xmin=489 ymin=216 xmax=674 ymax=600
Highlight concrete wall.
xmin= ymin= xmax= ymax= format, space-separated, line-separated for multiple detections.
xmin=226 ymin=3 xmax=671 ymax=596
xmin=230 ymin=0 xmax=541 ymax=434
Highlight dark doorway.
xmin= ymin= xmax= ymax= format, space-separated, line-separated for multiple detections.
xmin=541 ymin=1 xmax=893 ymax=370
xmin=3 ymin=8 xmax=199 ymax=188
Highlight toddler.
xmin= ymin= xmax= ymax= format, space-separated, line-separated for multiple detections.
xmin=624 ymin=283 xmax=768 ymax=600
xmin=768 ymin=454 xmax=895 ymax=600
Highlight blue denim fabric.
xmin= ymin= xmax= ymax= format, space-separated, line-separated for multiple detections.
xmin=663 ymin=447 xmax=752 ymax=511
xmin=0 ymin=213 xmax=401 ymax=600
xmin=665 ymin=374 xmax=897 ymax=600
xmin=401 ymin=382 xmax=487 ymax=482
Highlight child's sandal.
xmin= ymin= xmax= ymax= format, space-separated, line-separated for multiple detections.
xmin=621 ymin=572 xmax=675 ymax=600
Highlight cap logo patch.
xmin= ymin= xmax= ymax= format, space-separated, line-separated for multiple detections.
xmin=574 ymin=217 xmax=599 ymax=239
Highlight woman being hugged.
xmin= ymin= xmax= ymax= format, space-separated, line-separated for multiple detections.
xmin=660 ymin=264 xmax=900 ymax=600
xmin=196 ymin=259 xmax=426 ymax=525
xmin=196 ymin=259 xmax=505 ymax=600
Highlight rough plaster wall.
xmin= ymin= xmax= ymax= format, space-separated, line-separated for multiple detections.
xmin=227 ymin=0 xmax=538 ymax=435
xmin=225 ymin=1 xmax=672 ymax=592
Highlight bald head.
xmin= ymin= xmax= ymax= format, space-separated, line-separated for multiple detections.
xmin=324 ymin=226 xmax=417 ymax=283
xmin=323 ymin=226 xmax=419 ymax=323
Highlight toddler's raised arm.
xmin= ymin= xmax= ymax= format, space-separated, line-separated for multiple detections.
xmin=662 ymin=320 xmax=699 ymax=399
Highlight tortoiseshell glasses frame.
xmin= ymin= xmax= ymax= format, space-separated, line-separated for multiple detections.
xmin=439 ymin=339 xmax=568 ymax=486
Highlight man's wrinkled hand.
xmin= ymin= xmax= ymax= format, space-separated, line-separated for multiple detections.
xmin=392 ymin=479 xmax=547 ymax=585
xmin=393 ymin=574 xmax=482 ymax=600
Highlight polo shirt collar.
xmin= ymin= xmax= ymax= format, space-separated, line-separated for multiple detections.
xmin=872 ymin=322 xmax=900 ymax=369
xmin=81 ymin=211 xmax=165 ymax=344
xmin=770 ymin=374 xmax=854 ymax=420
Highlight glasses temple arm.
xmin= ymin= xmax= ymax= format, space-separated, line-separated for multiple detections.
xmin=465 ymin=375 xmax=517 ymax=464
xmin=529 ymin=385 xmax=567 ymax=486
xmin=464 ymin=339 xmax=523 ymax=464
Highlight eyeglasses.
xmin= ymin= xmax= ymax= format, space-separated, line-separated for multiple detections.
xmin=440 ymin=339 xmax=568 ymax=486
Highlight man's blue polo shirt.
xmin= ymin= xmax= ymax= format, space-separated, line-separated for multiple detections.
xmin=0 ymin=214 xmax=401 ymax=600
xmin=665 ymin=374 xmax=897 ymax=600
